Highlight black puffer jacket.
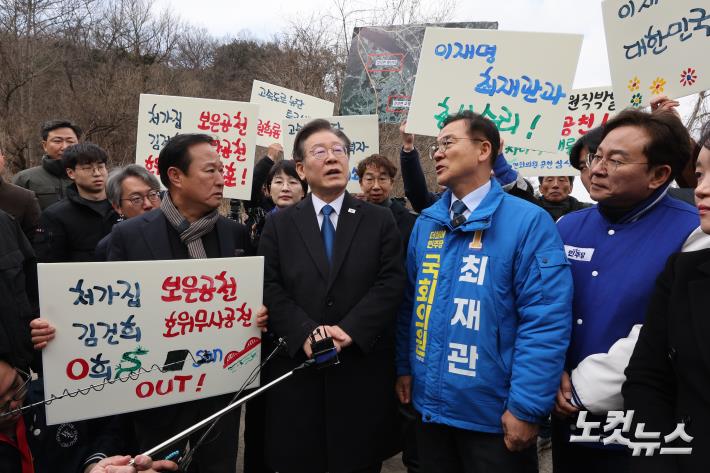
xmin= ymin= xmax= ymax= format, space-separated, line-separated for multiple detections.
xmin=34 ymin=185 xmax=120 ymax=262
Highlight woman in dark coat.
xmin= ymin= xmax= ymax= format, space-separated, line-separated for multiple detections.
xmin=622 ymin=120 xmax=710 ymax=473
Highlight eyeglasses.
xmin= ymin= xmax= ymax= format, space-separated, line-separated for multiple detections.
xmin=76 ymin=163 xmax=107 ymax=173
xmin=121 ymin=190 xmax=161 ymax=207
xmin=586 ymin=153 xmax=648 ymax=171
xmin=429 ymin=137 xmax=485 ymax=160
xmin=309 ymin=145 xmax=348 ymax=160
xmin=0 ymin=368 xmax=30 ymax=415
xmin=362 ymin=176 xmax=392 ymax=185
xmin=270 ymin=178 xmax=302 ymax=188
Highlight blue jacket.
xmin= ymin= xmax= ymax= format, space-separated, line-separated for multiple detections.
xmin=396 ymin=180 xmax=573 ymax=433
xmin=557 ymin=192 xmax=698 ymax=414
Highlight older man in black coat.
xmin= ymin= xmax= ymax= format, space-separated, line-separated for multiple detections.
xmin=258 ymin=119 xmax=406 ymax=473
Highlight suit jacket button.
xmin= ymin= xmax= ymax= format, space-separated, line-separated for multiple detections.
xmin=327 ymin=300 xmax=334 ymax=307
xmin=668 ymin=347 xmax=677 ymax=361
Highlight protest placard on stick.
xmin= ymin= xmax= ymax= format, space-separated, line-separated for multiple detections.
xmin=40 ymin=257 xmax=263 ymax=425
xmin=135 ymin=94 xmax=259 ymax=200
xmin=406 ymin=27 xmax=583 ymax=153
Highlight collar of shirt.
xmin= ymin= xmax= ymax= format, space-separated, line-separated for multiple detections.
xmin=312 ymin=192 xmax=346 ymax=229
xmin=450 ymin=180 xmax=491 ymax=220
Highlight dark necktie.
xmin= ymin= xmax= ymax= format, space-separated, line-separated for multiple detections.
xmin=450 ymin=200 xmax=468 ymax=227
xmin=321 ymin=204 xmax=335 ymax=264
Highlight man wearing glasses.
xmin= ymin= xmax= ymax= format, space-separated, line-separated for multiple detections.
xmin=395 ymin=111 xmax=572 ymax=472
xmin=356 ymin=154 xmax=417 ymax=251
xmin=552 ymin=109 xmax=699 ymax=472
xmin=93 ymin=164 xmax=162 ymax=260
xmin=34 ymin=143 xmax=119 ymax=263
xmin=0 ymin=360 xmax=32 ymax=473
xmin=258 ymin=119 xmax=405 ymax=473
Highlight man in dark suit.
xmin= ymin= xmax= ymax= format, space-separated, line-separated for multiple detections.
xmin=258 ymin=119 xmax=406 ymax=473
xmin=0 ymin=148 xmax=40 ymax=238
xmin=107 ymin=133 xmax=251 ymax=473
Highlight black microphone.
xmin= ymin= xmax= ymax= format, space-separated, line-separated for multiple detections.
xmin=309 ymin=329 xmax=339 ymax=369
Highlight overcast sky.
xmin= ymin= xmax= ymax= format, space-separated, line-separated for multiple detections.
xmin=158 ymin=0 xmax=611 ymax=89
xmin=158 ymin=0 xmax=702 ymax=201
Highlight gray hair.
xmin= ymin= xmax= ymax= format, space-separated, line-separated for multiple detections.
xmin=106 ymin=164 xmax=161 ymax=206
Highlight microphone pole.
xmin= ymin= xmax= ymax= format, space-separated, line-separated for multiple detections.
xmin=137 ymin=365 xmax=309 ymax=460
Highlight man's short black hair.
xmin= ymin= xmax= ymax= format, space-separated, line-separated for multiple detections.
xmin=292 ymin=119 xmax=350 ymax=162
xmin=601 ymin=109 xmax=692 ymax=182
xmin=40 ymin=119 xmax=82 ymax=141
xmin=157 ymin=133 xmax=214 ymax=188
xmin=538 ymin=175 xmax=575 ymax=185
xmin=569 ymin=126 xmax=604 ymax=170
xmin=62 ymin=143 xmax=108 ymax=170
xmin=441 ymin=111 xmax=500 ymax=166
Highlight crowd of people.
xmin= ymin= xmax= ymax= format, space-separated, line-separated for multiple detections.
xmin=0 ymin=93 xmax=709 ymax=473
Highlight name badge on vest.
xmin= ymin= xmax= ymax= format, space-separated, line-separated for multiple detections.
xmin=469 ymin=230 xmax=483 ymax=250
xmin=564 ymin=245 xmax=594 ymax=262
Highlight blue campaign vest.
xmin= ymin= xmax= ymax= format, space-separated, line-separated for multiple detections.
xmin=557 ymin=194 xmax=698 ymax=369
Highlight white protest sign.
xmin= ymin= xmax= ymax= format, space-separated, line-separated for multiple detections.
xmin=603 ymin=0 xmax=710 ymax=109
xmin=282 ymin=115 xmax=379 ymax=193
xmin=506 ymin=87 xmax=617 ymax=176
xmin=406 ymin=27 xmax=583 ymax=152
xmin=39 ymin=257 xmax=263 ymax=425
xmin=135 ymin=94 xmax=259 ymax=200
xmin=250 ymin=80 xmax=335 ymax=147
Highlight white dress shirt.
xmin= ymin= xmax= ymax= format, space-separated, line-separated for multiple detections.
xmin=450 ymin=180 xmax=491 ymax=220
xmin=312 ymin=192 xmax=345 ymax=230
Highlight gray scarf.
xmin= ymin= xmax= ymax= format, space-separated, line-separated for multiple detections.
xmin=161 ymin=194 xmax=219 ymax=259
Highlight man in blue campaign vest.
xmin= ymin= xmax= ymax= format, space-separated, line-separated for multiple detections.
xmin=395 ymin=111 xmax=573 ymax=472
xmin=552 ymin=109 xmax=699 ymax=473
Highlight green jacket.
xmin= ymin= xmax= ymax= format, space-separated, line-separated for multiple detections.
xmin=12 ymin=156 xmax=72 ymax=210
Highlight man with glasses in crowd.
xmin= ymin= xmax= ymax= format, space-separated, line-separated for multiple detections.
xmin=34 ymin=143 xmax=119 ymax=262
xmin=13 ymin=120 xmax=81 ymax=210
xmin=552 ymin=109 xmax=699 ymax=472
xmin=95 ymin=164 xmax=162 ymax=260
xmin=258 ymin=119 xmax=405 ymax=473
xmin=357 ymin=154 xmax=417 ymax=251
xmin=396 ymin=111 xmax=572 ymax=473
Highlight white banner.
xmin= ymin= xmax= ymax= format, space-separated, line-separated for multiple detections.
xmin=406 ymin=27 xmax=582 ymax=152
xmin=250 ymin=80 xmax=335 ymax=147
xmin=135 ymin=94 xmax=259 ymax=200
xmin=506 ymin=87 xmax=617 ymax=176
xmin=282 ymin=115 xmax=379 ymax=193
xmin=603 ymin=0 xmax=710 ymax=109
xmin=40 ymin=257 xmax=263 ymax=425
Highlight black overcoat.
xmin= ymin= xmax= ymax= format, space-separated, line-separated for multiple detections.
xmin=623 ymin=248 xmax=710 ymax=473
xmin=258 ymin=192 xmax=406 ymax=473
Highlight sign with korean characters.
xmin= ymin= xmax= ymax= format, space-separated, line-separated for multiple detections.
xmin=39 ymin=257 xmax=263 ymax=425
xmin=603 ymin=0 xmax=710 ymax=109
xmin=405 ymin=27 xmax=583 ymax=152
xmin=282 ymin=115 xmax=379 ymax=193
xmin=505 ymin=87 xmax=617 ymax=176
xmin=250 ymin=80 xmax=335 ymax=147
xmin=135 ymin=94 xmax=259 ymax=200
xmin=339 ymin=21 xmax=498 ymax=123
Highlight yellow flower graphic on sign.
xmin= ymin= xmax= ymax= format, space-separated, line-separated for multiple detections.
xmin=650 ymin=77 xmax=666 ymax=95
xmin=627 ymin=76 xmax=640 ymax=92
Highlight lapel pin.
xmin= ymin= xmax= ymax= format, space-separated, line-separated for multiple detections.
xmin=348 ymin=208 xmax=356 ymax=214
